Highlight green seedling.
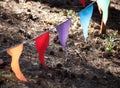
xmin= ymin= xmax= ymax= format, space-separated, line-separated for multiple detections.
xmin=9 ymin=73 xmax=14 ymax=81
xmin=106 ymin=36 xmax=115 ymax=52
xmin=0 ymin=71 xmax=4 ymax=76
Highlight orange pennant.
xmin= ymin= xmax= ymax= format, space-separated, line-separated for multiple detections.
xmin=7 ymin=44 xmax=27 ymax=82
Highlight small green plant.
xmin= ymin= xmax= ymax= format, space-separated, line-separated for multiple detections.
xmin=0 ymin=72 xmax=2 ymax=76
xmin=0 ymin=71 xmax=5 ymax=76
xmin=106 ymin=36 xmax=115 ymax=52
xmin=9 ymin=73 xmax=14 ymax=81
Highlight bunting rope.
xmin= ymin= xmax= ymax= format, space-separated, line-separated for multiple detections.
xmin=0 ymin=1 xmax=97 ymax=53
xmin=0 ymin=0 xmax=112 ymax=81
xmin=0 ymin=30 xmax=51 ymax=53
xmin=80 ymin=1 xmax=96 ymax=12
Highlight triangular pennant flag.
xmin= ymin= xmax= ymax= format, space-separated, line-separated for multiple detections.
xmin=80 ymin=0 xmax=86 ymax=7
xmin=7 ymin=44 xmax=27 ymax=82
xmin=97 ymin=0 xmax=110 ymax=24
xmin=35 ymin=32 xmax=49 ymax=67
xmin=78 ymin=4 xmax=93 ymax=41
xmin=56 ymin=19 xmax=71 ymax=48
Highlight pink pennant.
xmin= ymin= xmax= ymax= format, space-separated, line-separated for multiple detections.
xmin=35 ymin=32 xmax=49 ymax=67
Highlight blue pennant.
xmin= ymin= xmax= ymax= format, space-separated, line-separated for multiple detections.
xmin=78 ymin=4 xmax=94 ymax=41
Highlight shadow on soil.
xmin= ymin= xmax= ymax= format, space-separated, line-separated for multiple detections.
xmin=25 ymin=62 xmax=120 ymax=88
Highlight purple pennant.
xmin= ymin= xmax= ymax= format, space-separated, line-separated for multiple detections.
xmin=56 ymin=19 xmax=71 ymax=48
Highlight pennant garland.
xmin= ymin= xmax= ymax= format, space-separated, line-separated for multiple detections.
xmin=80 ymin=0 xmax=86 ymax=7
xmin=78 ymin=4 xmax=94 ymax=41
xmin=35 ymin=32 xmax=49 ymax=67
xmin=0 ymin=0 xmax=111 ymax=82
xmin=7 ymin=44 xmax=27 ymax=82
xmin=97 ymin=0 xmax=110 ymax=24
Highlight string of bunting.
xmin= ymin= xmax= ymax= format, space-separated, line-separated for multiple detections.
xmin=0 ymin=0 xmax=111 ymax=82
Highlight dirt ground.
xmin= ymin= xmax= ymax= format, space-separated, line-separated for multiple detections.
xmin=0 ymin=0 xmax=120 ymax=88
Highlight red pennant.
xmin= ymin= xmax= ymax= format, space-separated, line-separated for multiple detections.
xmin=80 ymin=0 xmax=85 ymax=7
xmin=35 ymin=32 xmax=49 ymax=67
